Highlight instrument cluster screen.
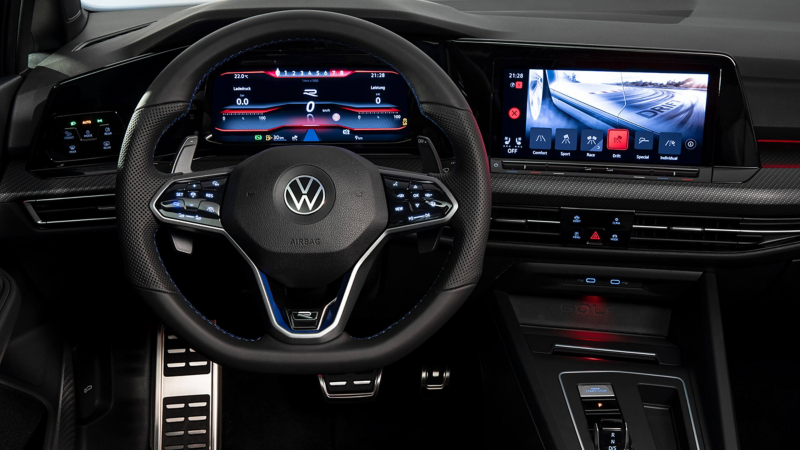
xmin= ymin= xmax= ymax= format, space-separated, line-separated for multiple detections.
xmin=499 ymin=68 xmax=712 ymax=166
xmin=211 ymin=68 xmax=410 ymax=143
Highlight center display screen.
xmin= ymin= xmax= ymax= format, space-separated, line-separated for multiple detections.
xmin=211 ymin=68 xmax=410 ymax=143
xmin=499 ymin=68 xmax=712 ymax=166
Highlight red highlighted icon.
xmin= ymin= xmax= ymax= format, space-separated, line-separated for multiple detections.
xmin=515 ymin=81 xmax=523 ymax=89
xmin=589 ymin=231 xmax=602 ymax=241
xmin=607 ymin=129 xmax=629 ymax=150
xmin=508 ymin=107 xmax=521 ymax=119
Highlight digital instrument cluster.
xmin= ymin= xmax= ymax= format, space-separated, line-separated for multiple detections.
xmin=498 ymin=68 xmax=714 ymax=166
xmin=210 ymin=68 xmax=410 ymax=144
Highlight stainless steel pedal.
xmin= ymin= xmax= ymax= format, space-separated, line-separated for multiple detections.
xmin=318 ymin=369 xmax=382 ymax=399
xmin=155 ymin=325 xmax=220 ymax=450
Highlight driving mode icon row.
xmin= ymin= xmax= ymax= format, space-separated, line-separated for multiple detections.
xmin=529 ymin=127 xmax=688 ymax=155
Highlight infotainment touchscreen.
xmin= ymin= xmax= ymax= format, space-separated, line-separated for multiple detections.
xmin=498 ymin=68 xmax=712 ymax=166
xmin=210 ymin=68 xmax=410 ymax=143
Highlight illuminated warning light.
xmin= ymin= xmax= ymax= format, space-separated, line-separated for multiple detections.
xmin=69 ymin=121 xmax=77 ymax=126
xmin=81 ymin=120 xmax=92 ymax=125
xmin=589 ymin=231 xmax=602 ymax=241
xmin=515 ymin=81 xmax=523 ymax=89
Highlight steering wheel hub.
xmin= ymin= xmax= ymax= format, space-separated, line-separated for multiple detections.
xmin=221 ymin=145 xmax=387 ymax=288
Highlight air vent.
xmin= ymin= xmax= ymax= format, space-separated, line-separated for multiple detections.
xmin=23 ymin=194 xmax=115 ymax=226
xmin=490 ymin=206 xmax=561 ymax=245
xmin=631 ymin=213 xmax=800 ymax=250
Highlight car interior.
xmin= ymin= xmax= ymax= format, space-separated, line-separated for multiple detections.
xmin=0 ymin=0 xmax=797 ymax=448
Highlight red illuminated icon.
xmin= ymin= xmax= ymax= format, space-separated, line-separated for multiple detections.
xmin=607 ymin=129 xmax=629 ymax=150
xmin=515 ymin=81 xmax=523 ymax=89
xmin=589 ymin=231 xmax=602 ymax=241
xmin=508 ymin=107 xmax=521 ymax=119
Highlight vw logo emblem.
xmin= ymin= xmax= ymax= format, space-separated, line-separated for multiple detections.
xmin=284 ymin=175 xmax=326 ymax=215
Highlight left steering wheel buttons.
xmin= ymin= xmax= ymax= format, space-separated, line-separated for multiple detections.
xmin=161 ymin=200 xmax=185 ymax=212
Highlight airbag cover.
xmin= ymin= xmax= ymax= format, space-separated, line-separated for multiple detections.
xmin=221 ymin=146 xmax=387 ymax=288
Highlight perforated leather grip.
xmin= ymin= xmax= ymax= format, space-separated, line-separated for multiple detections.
xmin=117 ymin=10 xmax=491 ymax=373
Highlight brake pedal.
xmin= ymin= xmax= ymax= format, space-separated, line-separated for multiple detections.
xmin=318 ymin=368 xmax=383 ymax=400
xmin=154 ymin=325 xmax=220 ymax=450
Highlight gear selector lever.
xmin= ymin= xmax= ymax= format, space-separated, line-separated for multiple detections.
xmin=578 ymin=384 xmax=631 ymax=450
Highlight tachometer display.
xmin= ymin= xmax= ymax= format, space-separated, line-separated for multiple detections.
xmin=210 ymin=68 xmax=410 ymax=143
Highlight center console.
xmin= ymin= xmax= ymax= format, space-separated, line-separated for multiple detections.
xmin=486 ymin=263 xmax=739 ymax=450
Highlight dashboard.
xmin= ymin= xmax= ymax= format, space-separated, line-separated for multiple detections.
xmin=6 ymin=0 xmax=800 ymax=260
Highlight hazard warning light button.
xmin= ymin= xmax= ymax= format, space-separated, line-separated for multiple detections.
xmin=586 ymin=229 xmax=605 ymax=245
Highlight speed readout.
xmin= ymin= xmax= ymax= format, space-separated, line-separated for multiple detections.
xmin=211 ymin=68 xmax=410 ymax=143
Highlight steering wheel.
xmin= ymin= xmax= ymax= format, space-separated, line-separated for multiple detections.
xmin=117 ymin=10 xmax=491 ymax=374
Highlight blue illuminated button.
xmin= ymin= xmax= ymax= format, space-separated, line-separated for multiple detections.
xmin=658 ymin=133 xmax=683 ymax=155
xmin=571 ymin=230 xmax=583 ymax=240
xmin=197 ymin=201 xmax=221 ymax=218
xmin=610 ymin=233 xmax=620 ymax=242
xmin=580 ymin=130 xmax=604 ymax=152
xmin=634 ymin=131 xmax=654 ymax=150
xmin=529 ymin=127 xmax=552 ymax=150
xmin=585 ymin=278 xmax=596 ymax=284
xmin=610 ymin=279 xmax=621 ymax=285
xmin=184 ymin=198 xmax=201 ymax=211
xmin=202 ymin=191 xmax=216 ymax=200
xmin=554 ymin=128 xmax=578 ymax=151
xmin=572 ymin=214 xmax=582 ymax=224
xmin=160 ymin=199 xmax=185 ymax=212
xmin=578 ymin=384 xmax=615 ymax=398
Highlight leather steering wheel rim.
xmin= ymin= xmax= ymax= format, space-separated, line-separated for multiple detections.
xmin=117 ymin=10 xmax=491 ymax=374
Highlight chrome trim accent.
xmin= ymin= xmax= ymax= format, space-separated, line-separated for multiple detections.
xmin=558 ymin=371 xmax=700 ymax=450
xmin=632 ymin=225 xmax=668 ymax=230
xmin=527 ymin=219 xmax=561 ymax=224
xmin=670 ymin=227 xmax=703 ymax=232
xmin=553 ymin=344 xmax=657 ymax=359
xmin=154 ymin=326 xmax=220 ymax=450
xmin=149 ymin=167 xmax=459 ymax=340
xmin=318 ymin=369 xmax=383 ymax=399
xmin=23 ymin=193 xmax=116 ymax=225
xmin=421 ymin=365 xmax=450 ymax=391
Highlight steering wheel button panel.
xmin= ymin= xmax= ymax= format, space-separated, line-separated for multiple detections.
xmin=155 ymin=175 xmax=229 ymax=228
xmin=383 ymin=177 xmax=453 ymax=228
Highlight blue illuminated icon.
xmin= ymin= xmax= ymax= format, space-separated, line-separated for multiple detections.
xmin=303 ymin=129 xmax=320 ymax=142
xmin=171 ymin=201 xmax=181 ymax=207
xmin=189 ymin=191 xmax=198 ymax=198
xmin=610 ymin=233 xmax=619 ymax=242
xmin=610 ymin=279 xmax=621 ymax=285
xmin=205 ymin=192 xmax=214 ymax=199
xmin=573 ymin=215 xmax=581 ymax=223
xmin=175 ymin=192 xmax=184 ymax=197
xmin=206 ymin=206 xmax=216 ymax=213
xmin=585 ymin=278 xmax=596 ymax=284
xmin=212 ymin=180 xmax=220 ymax=187
xmin=572 ymin=231 xmax=581 ymax=240
xmin=393 ymin=206 xmax=404 ymax=212
xmin=424 ymin=192 xmax=433 ymax=198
